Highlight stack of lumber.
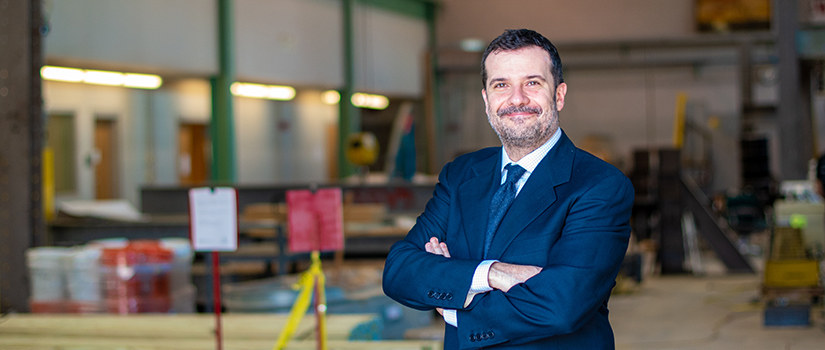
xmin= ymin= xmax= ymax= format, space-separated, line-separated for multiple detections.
xmin=0 ymin=313 xmax=442 ymax=350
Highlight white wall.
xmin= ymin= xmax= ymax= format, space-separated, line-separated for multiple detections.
xmin=235 ymin=0 xmax=343 ymax=88
xmin=45 ymin=0 xmax=217 ymax=75
xmin=353 ymin=3 xmax=429 ymax=96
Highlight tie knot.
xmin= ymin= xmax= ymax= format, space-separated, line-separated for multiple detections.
xmin=503 ymin=164 xmax=526 ymax=184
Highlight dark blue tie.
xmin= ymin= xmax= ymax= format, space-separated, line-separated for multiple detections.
xmin=483 ymin=163 xmax=526 ymax=257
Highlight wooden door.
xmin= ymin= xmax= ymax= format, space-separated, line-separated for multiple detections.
xmin=94 ymin=119 xmax=118 ymax=199
xmin=178 ymin=123 xmax=210 ymax=185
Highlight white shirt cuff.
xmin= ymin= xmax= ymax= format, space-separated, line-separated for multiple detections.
xmin=442 ymin=309 xmax=457 ymax=327
xmin=470 ymin=260 xmax=497 ymax=293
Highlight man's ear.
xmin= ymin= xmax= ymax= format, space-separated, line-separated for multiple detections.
xmin=481 ymin=88 xmax=488 ymax=108
xmin=555 ymin=83 xmax=567 ymax=111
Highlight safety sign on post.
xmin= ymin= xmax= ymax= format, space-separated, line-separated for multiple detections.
xmin=188 ymin=187 xmax=239 ymax=350
xmin=275 ymin=187 xmax=343 ymax=350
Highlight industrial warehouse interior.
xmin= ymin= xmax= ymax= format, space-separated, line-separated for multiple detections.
xmin=2 ymin=0 xmax=825 ymax=349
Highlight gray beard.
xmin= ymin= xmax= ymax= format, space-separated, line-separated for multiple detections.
xmin=487 ymin=107 xmax=559 ymax=150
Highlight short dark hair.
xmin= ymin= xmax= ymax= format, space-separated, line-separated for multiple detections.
xmin=481 ymin=29 xmax=563 ymax=89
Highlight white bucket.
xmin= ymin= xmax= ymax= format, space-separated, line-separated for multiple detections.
xmin=66 ymin=245 xmax=102 ymax=303
xmin=27 ymin=247 xmax=71 ymax=302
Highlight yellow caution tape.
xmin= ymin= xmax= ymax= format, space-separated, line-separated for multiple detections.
xmin=273 ymin=251 xmax=327 ymax=350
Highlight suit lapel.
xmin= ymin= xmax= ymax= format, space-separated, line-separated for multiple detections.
xmin=458 ymin=151 xmax=500 ymax=259
xmin=486 ymin=132 xmax=576 ymax=258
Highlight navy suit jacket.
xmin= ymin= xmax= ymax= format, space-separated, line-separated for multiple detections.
xmin=383 ymin=131 xmax=634 ymax=349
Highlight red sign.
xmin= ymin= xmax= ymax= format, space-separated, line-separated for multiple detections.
xmin=286 ymin=188 xmax=344 ymax=253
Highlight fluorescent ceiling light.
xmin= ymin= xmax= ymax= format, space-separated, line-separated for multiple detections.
xmin=351 ymin=92 xmax=389 ymax=110
xmin=40 ymin=66 xmax=84 ymax=82
xmin=124 ymin=73 xmax=163 ymax=89
xmin=83 ymin=70 xmax=124 ymax=86
xmin=231 ymin=82 xmax=296 ymax=101
xmin=321 ymin=90 xmax=341 ymax=105
xmin=41 ymin=65 xmax=163 ymax=89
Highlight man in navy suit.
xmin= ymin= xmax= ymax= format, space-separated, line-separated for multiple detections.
xmin=383 ymin=29 xmax=634 ymax=349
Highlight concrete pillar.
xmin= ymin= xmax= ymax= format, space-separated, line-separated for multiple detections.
xmin=0 ymin=0 xmax=44 ymax=312
xmin=776 ymin=0 xmax=813 ymax=180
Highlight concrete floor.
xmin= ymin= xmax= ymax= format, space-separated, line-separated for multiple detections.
xmin=611 ymin=274 xmax=824 ymax=349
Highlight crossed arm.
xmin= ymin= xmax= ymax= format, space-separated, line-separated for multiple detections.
xmin=424 ymin=236 xmax=542 ymax=315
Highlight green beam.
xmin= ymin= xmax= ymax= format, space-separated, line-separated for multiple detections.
xmin=211 ymin=0 xmax=236 ymax=183
xmin=338 ymin=0 xmax=360 ymax=179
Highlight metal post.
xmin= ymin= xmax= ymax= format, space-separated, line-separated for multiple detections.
xmin=211 ymin=0 xmax=237 ymax=183
xmin=776 ymin=0 xmax=813 ymax=180
xmin=338 ymin=0 xmax=359 ymax=180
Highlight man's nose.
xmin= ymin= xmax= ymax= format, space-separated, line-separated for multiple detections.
xmin=508 ymin=85 xmax=528 ymax=105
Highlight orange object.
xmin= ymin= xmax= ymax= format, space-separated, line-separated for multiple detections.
xmin=101 ymin=241 xmax=173 ymax=313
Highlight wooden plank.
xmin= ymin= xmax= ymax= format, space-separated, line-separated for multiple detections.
xmin=0 ymin=314 xmax=373 ymax=341
xmin=0 ymin=336 xmax=442 ymax=350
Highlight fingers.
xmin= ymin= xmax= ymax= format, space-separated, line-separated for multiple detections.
xmin=440 ymin=242 xmax=451 ymax=258
xmin=436 ymin=307 xmax=444 ymax=316
xmin=424 ymin=237 xmax=450 ymax=258
xmin=424 ymin=237 xmax=441 ymax=255
xmin=488 ymin=262 xmax=542 ymax=292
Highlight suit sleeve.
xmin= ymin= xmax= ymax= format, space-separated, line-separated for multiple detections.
xmin=455 ymin=172 xmax=635 ymax=347
xmin=382 ymin=161 xmax=482 ymax=311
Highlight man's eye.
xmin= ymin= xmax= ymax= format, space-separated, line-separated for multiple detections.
xmin=494 ymin=83 xmax=507 ymax=88
xmin=527 ymin=81 xmax=539 ymax=86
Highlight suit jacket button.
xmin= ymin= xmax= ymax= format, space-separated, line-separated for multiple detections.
xmin=446 ymin=293 xmax=453 ymax=300
xmin=427 ymin=291 xmax=434 ymax=298
xmin=469 ymin=334 xmax=476 ymax=342
xmin=489 ymin=331 xmax=495 ymax=338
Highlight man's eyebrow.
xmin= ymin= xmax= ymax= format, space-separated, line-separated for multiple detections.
xmin=526 ymin=75 xmax=548 ymax=81
xmin=488 ymin=77 xmax=507 ymax=86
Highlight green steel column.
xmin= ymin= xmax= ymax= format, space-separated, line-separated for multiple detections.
xmin=338 ymin=0 xmax=360 ymax=179
xmin=210 ymin=0 xmax=236 ymax=183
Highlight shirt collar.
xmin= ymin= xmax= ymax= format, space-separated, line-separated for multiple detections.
xmin=500 ymin=128 xmax=561 ymax=175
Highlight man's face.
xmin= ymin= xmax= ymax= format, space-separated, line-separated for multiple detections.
xmin=482 ymin=46 xmax=567 ymax=151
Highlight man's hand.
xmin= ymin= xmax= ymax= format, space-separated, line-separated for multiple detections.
xmin=488 ymin=262 xmax=542 ymax=292
xmin=425 ymin=237 xmax=451 ymax=258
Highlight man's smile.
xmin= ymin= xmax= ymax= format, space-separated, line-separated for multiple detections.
xmin=497 ymin=105 xmax=542 ymax=118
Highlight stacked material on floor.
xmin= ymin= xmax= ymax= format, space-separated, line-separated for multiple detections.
xmin=27 ymin=238 xmax=195 ymax=314
xmin=0 ymin=314 xmax=442 ymax=350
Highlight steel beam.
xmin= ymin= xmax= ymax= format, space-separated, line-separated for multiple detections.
xmin=210 ymin=0 xmax=237 ymax=183
xmin=776 ymin=0 xmax=813 ymax=180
